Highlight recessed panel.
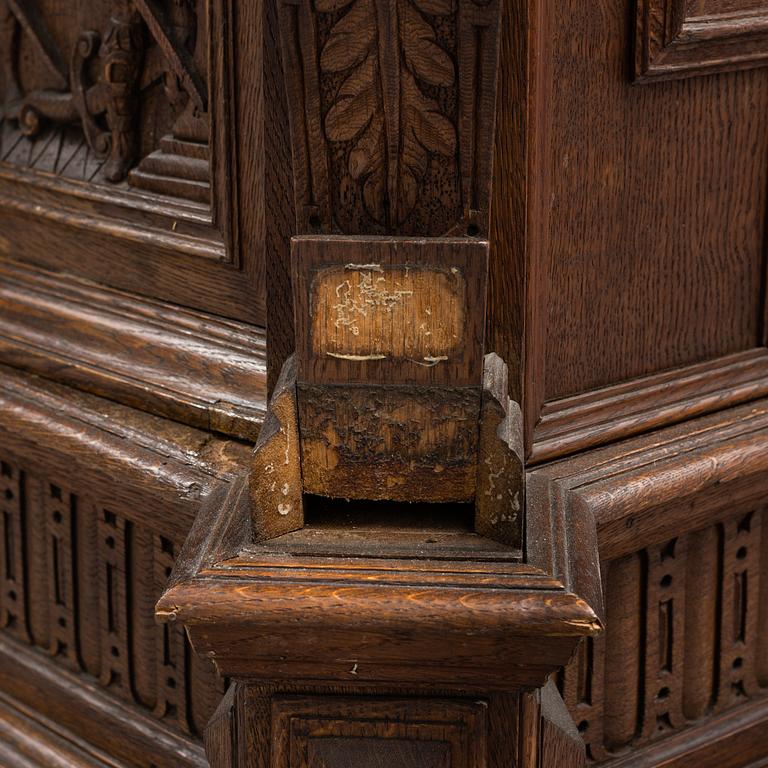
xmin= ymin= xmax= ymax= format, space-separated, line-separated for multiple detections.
xmin=541 ymin=0 xmax=768 ymax=401
xmin=271 ymin=697 xmax=486 ymax=768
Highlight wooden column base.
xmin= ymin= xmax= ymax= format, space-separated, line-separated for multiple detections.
xmin=156 ymin=456 xmax=603 ymax=767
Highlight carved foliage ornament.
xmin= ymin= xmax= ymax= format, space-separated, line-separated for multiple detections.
xmin=280 ymin=0 xmax=502 ymax=236
xmin=321 ymin=0 xmax=456 ymax=229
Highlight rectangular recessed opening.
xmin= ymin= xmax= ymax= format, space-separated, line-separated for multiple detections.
xmin=255 ymin=495 xmax=520 ymax=562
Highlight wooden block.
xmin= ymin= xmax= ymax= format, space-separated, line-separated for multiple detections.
xmin=475 ymin=353 xmax=523 ymax=547
xmin=293 ymin=236 xmax=489 ymax=387
xmin=249 ymin=355 xmax=304 ymax=542
xmin=298 ymin=383 xmax=480 ymax=502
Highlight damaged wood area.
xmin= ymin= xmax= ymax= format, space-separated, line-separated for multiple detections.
xmin=246 ymin=235 xmax=525 ymax=545
xmin=298 ymin=383 xmax=481 ymax=502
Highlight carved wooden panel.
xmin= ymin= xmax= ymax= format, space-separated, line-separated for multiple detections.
xmin=0 ymin=449 xmax=223 ymax=742
xmin=1 ymin=0 xmax=207 ymax=194
xmin=0 ymin=0 xmax=291 ymax=324
xmin=560 ymin=507 xmax=768 ymax=762
xmin=635 ymin=0 xmax=768 ymax=82
xmin=271 ymin=697 xmax=486 ymax=768
xmin=278 ymin=0 xmax=502 ymax=237
xmin=0 ymin=459 xmax=29 ymax=644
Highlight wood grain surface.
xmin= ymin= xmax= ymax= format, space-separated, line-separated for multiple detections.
xmin=540 ymin=1 xmax=768 ymax=401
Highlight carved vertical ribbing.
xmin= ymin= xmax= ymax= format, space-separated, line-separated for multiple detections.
xmin=131 ymin=524 xmax=158 ymax=709
xmin=640 ymin=537 xmax=687 ymax=741
xmin=682 ymin=524 xmax=719 ymax=720
xmin=77 ymin=498 xmax=101 ymax=677
xmin=23 ymin=471 xmax=48 ymax=648
xmin=0 ymin=459 xmax=29 ymax=642
xmin=758 ymin=508 xmax=768 ymax=688
xmin=98 ymin=509 xmax=132 ymax=698
xmin=0 ymin=449 xmax=226 ymax=746
xmin=603 ymin=553 xmax=642 ymax=750
xmin=561 ymin=633 xmax=608 ymax=762
xmin=716 ymin=512 xmax=761 ymax=710
xmin=566 ymin=512 xmax=768 ymax=761
xmin=154 ymin=534 xmax=192 ymax=734
xmin=44 ymin=481 xmax=80 ymax=669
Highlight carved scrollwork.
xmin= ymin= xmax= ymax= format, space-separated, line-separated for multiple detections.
xmin=1 ymin=0 xmax=208 ymax=189
xmin=280 ymin=0 xmax=502 ymax=237
xmin=12 ymin=2 xmax=145 ymax=182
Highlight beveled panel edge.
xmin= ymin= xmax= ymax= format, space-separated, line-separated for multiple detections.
xmin=0 ymin=363 xmax=251 ymax=540
xmin=530 ymin=348 xmax=768 ymax=464
xmin=0 ymin=259 xmax=267 ymax=441
xmin=634 ymin=0 xmax=768 ymax=82
xmin=529 ymin=396 xmax=768 ymax=561
xmin=271 ymin=696 xmax=487 ymax=768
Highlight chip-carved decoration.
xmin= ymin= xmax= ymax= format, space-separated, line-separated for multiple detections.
xmin=98 ymin=509 xmax=132 ymax=698
xmin=0 ymin=460 xmax=30 ymax=644
xmin=0 ymin=452 xmax=222 ymax=742
xmin=279 ymin=0 xmax=502 ymax=236
xmin=560 ymin=508 xmax=768 ymax=762
xmin=45 ymin=480 xmax=80 ymax=670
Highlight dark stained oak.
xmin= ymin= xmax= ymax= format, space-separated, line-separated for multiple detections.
xmin=635 ymin=0 xmax=768 ymax=82
xmin=541 ymin=5 xmax=768 ymax=401
xmin=0 ymin=259 xmax=267 ymax=440
xmin=0 ymin=0 xmax=292 ymax=324
xmin=3 ymin=0 xmax=768 ymax=765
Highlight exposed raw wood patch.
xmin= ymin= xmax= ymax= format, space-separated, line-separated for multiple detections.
xmin=310 ymin=264 xmax=465 ymax=362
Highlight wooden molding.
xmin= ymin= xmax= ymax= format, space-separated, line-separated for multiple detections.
xmin=530 ymin=349 xmax=768 ymax=464
xmin=635 ymin=0 xmax=768 ymax=82
xmin=0 ymin=366 xmax=252 ymax=761
xmin=529 ymin=396 xmax=768 ymax=561
xmin=0 ymin=259 xmax=267 ymax=441
xmin=0 ymin=362 xmax=250 ymax=537
xmin=560 ymin=504 xmax=768 ymax=762
xmin=156 ymin=465 xmax=602 ymax=690
xmin=0 ymin=635 xmax=207 ymax=768
xmin=529 ymin=401 xmax=768 ymax=765
xmin=0 ymin=694 xmax=118 ymax=768
xmin=272 ymin=697 xmax=487 ymax=768
xmin=604 ymin=695 xmax=768 ymax=768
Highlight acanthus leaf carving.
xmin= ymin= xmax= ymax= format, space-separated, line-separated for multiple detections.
xmin=316 ymin=0 xmax=458 ymax=230
xmin=281 ymin=0 xmax=501 ymax=237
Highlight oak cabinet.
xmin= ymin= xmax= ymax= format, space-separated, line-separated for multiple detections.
xmin=1 ymin=1 xmax=767 ymax=767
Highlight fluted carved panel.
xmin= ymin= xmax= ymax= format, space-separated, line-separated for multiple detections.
xmin=0 ymin=451 xmax=223 ymax=741
xmin=561 ymin=508 xmax=768 ymax=762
